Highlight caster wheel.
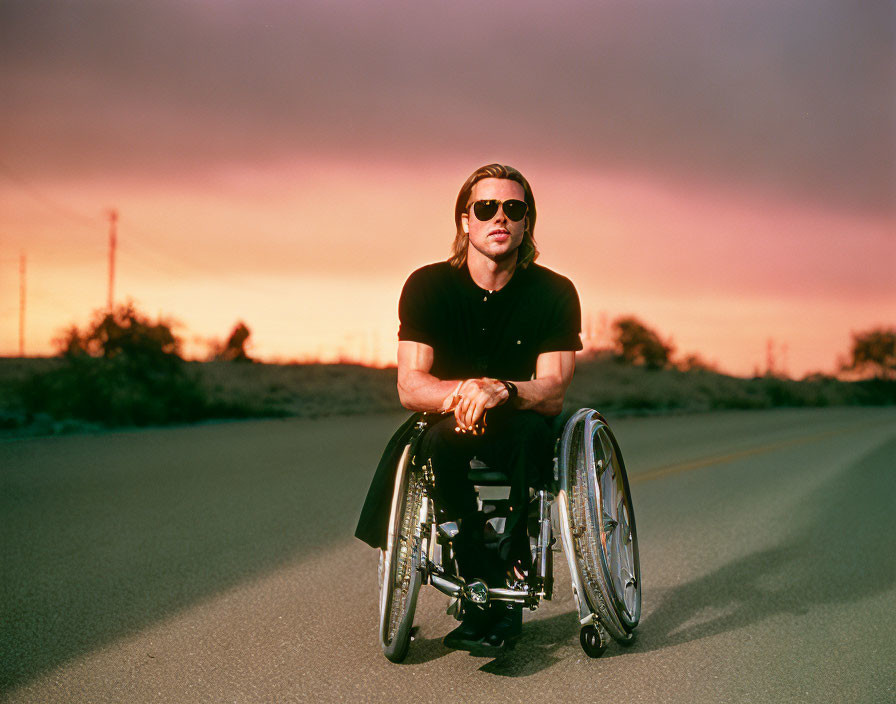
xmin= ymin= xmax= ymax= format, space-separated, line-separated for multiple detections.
xmin=580 ymin=624 xmax=608 ymax=658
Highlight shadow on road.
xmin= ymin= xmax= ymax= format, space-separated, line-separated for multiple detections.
xmin=0 ymin=417 xmax=395 ymax=692
xmin=402 ymin=435 xmax=896 ymax=674
xmin=402 ymin=610 xmax=583 ymax=675
xmin=634 ymin=437 xmax=896 ymax=654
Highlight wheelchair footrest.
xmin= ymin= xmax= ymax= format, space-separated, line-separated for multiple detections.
xmin=428 ymin=570 xmax=533 ymax=607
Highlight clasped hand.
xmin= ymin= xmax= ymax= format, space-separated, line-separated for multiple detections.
xmin=440 ymin=377 xmax=510 ymax=435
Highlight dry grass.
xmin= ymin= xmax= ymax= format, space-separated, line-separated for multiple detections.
xmin=1 ymin=355 xmax=893 ymax=437
xmin=192 ymin=361 xmax=400 ymax=418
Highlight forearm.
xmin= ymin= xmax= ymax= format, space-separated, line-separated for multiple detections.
xmin=512 ymin=375 xmax=567 ymax=416
xmin=507 ymin=350 xmax=576 ymax=417
xmin=397 ymin=368 xmax=460 ymax=413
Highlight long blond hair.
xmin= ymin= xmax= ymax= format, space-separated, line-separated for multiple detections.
xmin=449 ymin=163 xmax=538 ymax=269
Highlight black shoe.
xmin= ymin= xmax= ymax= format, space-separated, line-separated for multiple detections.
xmin=443 ymin=607 xmax=491 ymax=651
xmin=470 ymin=605 xmax=522 ymax=656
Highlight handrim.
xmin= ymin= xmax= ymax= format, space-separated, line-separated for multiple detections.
xmin=560 ymin=409 xmax=641 ymax=641
xmin=379 ymin=444 xmax=425 ymax=662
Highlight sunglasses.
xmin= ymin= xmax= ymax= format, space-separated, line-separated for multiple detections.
xmin=470 ymin=199 xmax=528 ymax=222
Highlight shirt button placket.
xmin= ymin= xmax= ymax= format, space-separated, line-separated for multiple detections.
xmin=477 ymin=291 xmax=490 ymax=373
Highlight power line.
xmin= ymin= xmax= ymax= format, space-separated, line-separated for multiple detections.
xmin=0 ymin=161 xmax=304 ymax=336
xmin=116 ymin=220 xmax=294 ymax=299
xmin=0 ymin=160 xmax=103 ymax=231
xmin=117 ymin=233 xmax=196 ymax=278
xmin=115 ymin=244 xmax=183 ymax=280
xmin=0 ymin=160 xmax=288 ymax=292
xmin=31 ymin=288 xmax=86 ymax=315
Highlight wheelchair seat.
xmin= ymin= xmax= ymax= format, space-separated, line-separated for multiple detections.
xmin=467 ymin=458 xmax=512 ymax=486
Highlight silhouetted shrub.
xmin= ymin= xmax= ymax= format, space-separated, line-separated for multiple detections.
xmin=216 ymin=321 xmax=253 ymax=362
xmin=18 ymin=303 xmax=261 ymax=427
xmin=611 ymin=316 xmax=673 ymax=369
xmin=21 ymin=354 xmax=208 ymax=426
xmin=55 ymin=302 xmax=181 ymax=362
xmin=842 ymin=327 xmax=896 ymax=380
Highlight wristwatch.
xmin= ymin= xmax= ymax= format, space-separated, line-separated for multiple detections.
xmin=499 ymin=380 xmax=518 ymax=403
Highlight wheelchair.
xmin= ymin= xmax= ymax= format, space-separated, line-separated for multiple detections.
xmin=377 ymin=408 xmax=641 ymax=662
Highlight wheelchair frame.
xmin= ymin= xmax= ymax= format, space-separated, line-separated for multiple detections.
xmin=378 ymin=408 xmax=640 ymax=662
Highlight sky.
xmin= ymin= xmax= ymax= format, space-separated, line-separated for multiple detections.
xmin=1 ymin=0 xmax=894 ymax=377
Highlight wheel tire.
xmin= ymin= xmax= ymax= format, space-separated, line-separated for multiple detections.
xmin=561 ymin=410 xmax=641 ymax=646
xmin=580 ymin=624 xmax=608 ymax=658
xmin=379 ymin=445 xmax=426 ymax=663
xmin=614 ymin=628 xmax=637 ymax=648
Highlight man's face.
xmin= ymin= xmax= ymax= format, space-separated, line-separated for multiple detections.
xmin=461 ymin=177 xmax=527 ymax=264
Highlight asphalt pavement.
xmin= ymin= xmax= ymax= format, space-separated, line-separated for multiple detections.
xmin=2 ymin=406 xmax=894 ymax=703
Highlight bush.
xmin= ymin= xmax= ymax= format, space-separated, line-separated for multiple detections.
xmin=20 ymin=354 xmax=209 ymax=426
xmin=611 ymin=316 xmax=673 ymax=369
xmin=843 ymin=327 xmax=896 ymax=380
xmin=566 ymin=356 xmax=896 ymax=416
xmin=55 ymin=302 xmax=181 ymax=362
xmin=20 ymin=303 xmax=231 ymax=427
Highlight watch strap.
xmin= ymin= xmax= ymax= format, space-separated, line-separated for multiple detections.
xmin=500 ymin=380 xmax=518 ymax=402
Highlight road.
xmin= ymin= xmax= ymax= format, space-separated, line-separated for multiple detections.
xmin=2 ymin=407 xmax=894 ymax=703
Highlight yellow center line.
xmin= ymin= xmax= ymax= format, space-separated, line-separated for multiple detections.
xmin=628 ymin=419 xmax=891 ymax=484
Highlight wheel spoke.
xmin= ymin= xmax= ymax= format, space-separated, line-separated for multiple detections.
xmin=385 ymin=473 xmax=423 ymax=643
xmin=602 ymin=510 xmax=618 ymax=537
xmin=563 ymin=412 xmax=641 ymax=641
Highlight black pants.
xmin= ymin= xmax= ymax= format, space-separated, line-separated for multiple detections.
xmin=419 ymin=408 xmax=554 ymax=585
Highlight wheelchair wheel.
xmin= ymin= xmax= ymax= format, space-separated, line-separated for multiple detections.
xmin=559 ymin=409 xmax=641 ymax=645
xmin=378 ymin=443 xmax=426 ymax=663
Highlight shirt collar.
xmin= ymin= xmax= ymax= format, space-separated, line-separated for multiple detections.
xmin=456 ymin=258 xmax=526 ymax=296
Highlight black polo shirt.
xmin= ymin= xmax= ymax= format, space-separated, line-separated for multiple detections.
xmin=398 ymin=261 xmax=582 ymax=381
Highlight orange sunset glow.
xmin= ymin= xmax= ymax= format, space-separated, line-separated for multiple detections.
xmin=2 ymin=2 xmax=893 ymax=378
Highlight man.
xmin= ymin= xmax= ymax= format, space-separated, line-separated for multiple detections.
xmin=357 ymin=163 xmax=582 ymax=654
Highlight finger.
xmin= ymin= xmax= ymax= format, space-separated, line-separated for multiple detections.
xmin=463 ymin=392 xmax=478 ymax=421
xmin=468 ymin=395 xmax=488 ymax=429
xmin=455 ymin=394 xmax=469 ymax=424
xmin=456 ymin=396 xmax=470 ymax=426
xmin=460 ymin=392 xmax=477 ymax=428
xmin=475 ymin=398 xmax=488 ymax=426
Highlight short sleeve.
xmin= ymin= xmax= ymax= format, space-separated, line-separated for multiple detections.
xmin=397 ymin=267 xmax=438 ymax=347
xmin=538 ymin=277 xmax=583 ymax=353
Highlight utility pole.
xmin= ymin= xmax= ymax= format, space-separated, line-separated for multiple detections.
xmin=18 ymin=252 xmax=26 ymax=357
xmin=107 ymin=208 xmax=118 ymax=311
